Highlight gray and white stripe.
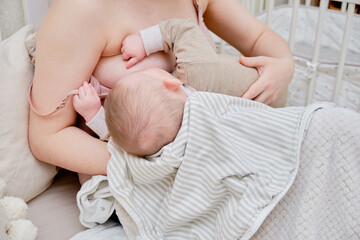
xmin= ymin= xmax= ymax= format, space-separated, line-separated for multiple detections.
xmin=107 ymin=92 xmax=330 ymax=240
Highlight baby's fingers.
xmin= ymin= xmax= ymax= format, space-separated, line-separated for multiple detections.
xmin=122 ymin=51 xmax=130 ymax=60
xmin=72 ymin=94 xmax=80 ymax=105
xmin=89 ymin=84 xmax=99 ymax=96
xmin=126 ymin=57 xmax=141 ymax=69
xmin=83 ymin=81 xmax=92 ymax=94
xmin=79 ymin=86 xmax=86 ymax=98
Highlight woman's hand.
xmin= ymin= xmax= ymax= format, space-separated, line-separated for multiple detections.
xmin=73 ymin=81 xmax=102 ymax=123
xmin=239 ymin=56 xmax=294 ymax=106
xmin=121 ymin=33 xmax=147 ymax=69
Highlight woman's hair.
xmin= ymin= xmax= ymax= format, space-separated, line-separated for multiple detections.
xmin=104 ymin=73 xmax=184 ymax=156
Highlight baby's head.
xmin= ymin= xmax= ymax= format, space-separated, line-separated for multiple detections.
xmin=104 ymin=68 xmax=187 ymax=156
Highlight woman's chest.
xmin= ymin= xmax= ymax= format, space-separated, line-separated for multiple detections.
xmin=101 ymin=0 xmax=202 ymax=57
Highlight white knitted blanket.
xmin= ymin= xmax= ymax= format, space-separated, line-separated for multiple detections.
xmin=252 ymin=107 xmax=360 ymax=240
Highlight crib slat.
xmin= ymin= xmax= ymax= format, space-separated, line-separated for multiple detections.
xmin=307 ymin=0 xmax=329 ymax=104
xmin=333 ymin=3 xmax=356 ymax=104
xmin=266 ymin=0 xmax=275 ymax=26
xmin=250 ymin=0 xmax=256 ymax=14
xmin=259 ymin=0 xmax=265 ymax=13
xmin=341 ymin=2 xmax=348 ymax=12
xmin=305 ymin=0 xmax=312 ymax=6
xmin=289 ymin=0 xmax=300 ymax=51
xmin=244 ymin=0 xmax=250 ymax=11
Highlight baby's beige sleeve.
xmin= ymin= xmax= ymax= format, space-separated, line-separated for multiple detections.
xmin=159 ymin=18 xmax=218 ymax=64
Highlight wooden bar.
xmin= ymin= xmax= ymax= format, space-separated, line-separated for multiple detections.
xmin=266 ymin=0 xmax=275 ymax=26
xmin=341 ymin=2 xmax=348 ymax=12
xmin=305 ymin=0 xmax=312 ymax=6
xmin=250 ymin=0 xmax=256 ymax=14
xmin=333 ymin=3 xmax=355 ymax=103
xmin=289 ymin=0 xmax=300 ymax=51
xmin=306 ymin=0 xmax=329 ymax=104
xmin=259 ymin=0 xmax=265 ymax=13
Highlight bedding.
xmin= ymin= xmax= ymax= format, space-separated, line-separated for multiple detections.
xmin=75 ymin=98 xmax=360 ymax=240
xmin=76 ymin=92 xmax=344 ymax=239
xmin=251 ymin=107 xmax=360 ymax=239
xmin=0 ymin=25 xmax=57 ymax=202
xmin=28 ymin=170 xmax=86 ymax=240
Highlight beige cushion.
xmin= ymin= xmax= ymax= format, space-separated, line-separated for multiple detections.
xmin=28 ymin=170 xmax=86 ymax=240
xmin=0 ymin=25 xmax=57 ymax=202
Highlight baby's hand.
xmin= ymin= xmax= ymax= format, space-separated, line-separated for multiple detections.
xmin=73 ymin=81 xmax=101 ymax=122
xmin=121 ymin=33 xmax=146 ymax=69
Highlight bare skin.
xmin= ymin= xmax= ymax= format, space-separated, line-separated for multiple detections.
xmin=29 ymin=0 xmax=294 ymax=176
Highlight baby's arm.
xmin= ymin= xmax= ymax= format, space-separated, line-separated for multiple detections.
xmin=121 ymin=19 xmax=217 ymax=69
xmin=73 ymin=82 xmax=109 ymax=140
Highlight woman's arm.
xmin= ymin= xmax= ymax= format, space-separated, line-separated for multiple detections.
xmin=29 ymin=0 xmax=109 ymax=174
xmin=203 ymin=0 xmax=294 ymax=105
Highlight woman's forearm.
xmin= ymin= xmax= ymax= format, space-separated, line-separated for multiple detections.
xmin=204 ymin=0 xmax=293 ymax=59
xmin=249 ymin=27 xmax=293 ymax=59
xmin=29 ymin=119 xmax=109 ymax=175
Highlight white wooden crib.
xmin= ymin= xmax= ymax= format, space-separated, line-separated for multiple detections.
xmin=214 ymin=0 xmax=360 ymax=112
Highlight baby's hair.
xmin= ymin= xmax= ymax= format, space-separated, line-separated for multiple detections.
xmin=104 ymin=72 xmax=184 ymax=156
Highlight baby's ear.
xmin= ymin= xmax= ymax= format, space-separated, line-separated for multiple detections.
xmin=163 ymin=78 xmax=183 ymax=92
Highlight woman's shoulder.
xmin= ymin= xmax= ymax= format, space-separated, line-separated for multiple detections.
xmin=49 ymin=0 xmax=108 ymax=18
xmin=41 ymin=0 xmax=110 ymax=41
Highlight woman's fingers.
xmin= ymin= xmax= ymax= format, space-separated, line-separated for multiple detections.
xmin=241 ymin=79 xmax=264 ymax=100
xmin=240 ymin=56 xmax=267 ymax=74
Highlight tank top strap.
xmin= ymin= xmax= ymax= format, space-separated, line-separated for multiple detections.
xmin=29 ymin=76 xmax=109 ymax=117
xmin=193 ymin=0 xmax=216 ymax=51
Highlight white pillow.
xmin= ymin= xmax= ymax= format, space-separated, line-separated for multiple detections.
xmin=0 ymin=25 xmax=57 ymax=202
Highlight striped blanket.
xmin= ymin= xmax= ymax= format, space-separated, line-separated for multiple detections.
xmin=106 ymin=92 xmax=331 ymax=240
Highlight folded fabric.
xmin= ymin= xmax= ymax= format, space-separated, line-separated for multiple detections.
xmin=77 ymin=175 xmax=115 ymax=228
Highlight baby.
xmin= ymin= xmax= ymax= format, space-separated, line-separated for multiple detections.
xmin=73 ymin=18 xmax=288 ymax=154
xmin=104 ymin=69 xmax=187 ymax=156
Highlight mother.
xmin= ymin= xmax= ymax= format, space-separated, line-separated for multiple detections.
xmin=29 ymin=0 xmax=294 ymax=176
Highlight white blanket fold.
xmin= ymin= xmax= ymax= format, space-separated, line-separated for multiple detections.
xmin=106 ymin=92 xmax=332 ymax=240
xmin=77 ymin=175 xmax=115 ymax=228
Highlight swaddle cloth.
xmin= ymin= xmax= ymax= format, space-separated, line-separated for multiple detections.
xmin=77 ymin=175 xmax=115 ymax=228
xmin=107 ymin=92 xmax=334 ymax=240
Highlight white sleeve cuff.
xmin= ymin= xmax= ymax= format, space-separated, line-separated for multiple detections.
xmin=86 ymin=107 xmax=109 ymax=141
xmin=140 ymin=24 xmax=164 ymax=56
